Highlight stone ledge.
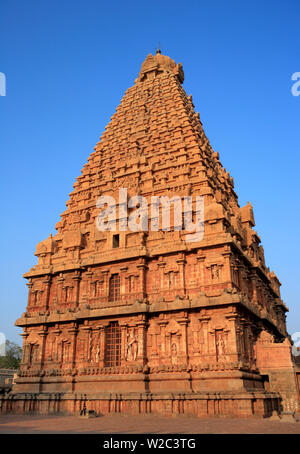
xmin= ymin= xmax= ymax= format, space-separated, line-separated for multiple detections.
xmin=15 ymin=290 xmax=286 ymax=338
xmin=1 ymin=390 xmax=282 ymax=401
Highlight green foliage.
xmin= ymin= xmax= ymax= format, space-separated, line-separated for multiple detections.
xmin=0 ymin=340 xmax=22 ymax=369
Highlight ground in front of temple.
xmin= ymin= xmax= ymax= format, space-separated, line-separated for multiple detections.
xmin=0 ymin=413 xmax=300 ymax=434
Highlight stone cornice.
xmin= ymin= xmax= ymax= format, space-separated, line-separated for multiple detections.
xmin=23 ymin=235 xmax=233 ymax=279
xmin=15 ymin=290 xmax=286 ymax=338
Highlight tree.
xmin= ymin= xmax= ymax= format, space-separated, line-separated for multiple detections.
xmin=0 ymin=340 xmax=22 ymax=369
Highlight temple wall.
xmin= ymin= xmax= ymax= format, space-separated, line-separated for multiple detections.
xmin=255 ymin=339 xmax=300 ymax=412
xmin=0 ymin=391 xmax=281 ymax=418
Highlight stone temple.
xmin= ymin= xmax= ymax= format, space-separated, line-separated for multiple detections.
xmin=1 ymin=50 xmax=299 ymax=417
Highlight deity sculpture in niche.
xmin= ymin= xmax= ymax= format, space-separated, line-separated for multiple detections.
xmin=215 ymin=330 xmax=226 ymax=362
xmin=171 ymin=341 xmax=178 ymax=365
xmin=126 ymin=332 xmax=138 ymax=361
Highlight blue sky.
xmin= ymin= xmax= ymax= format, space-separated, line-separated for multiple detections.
xmin=0 ymin=0 xmax=299 ymax=344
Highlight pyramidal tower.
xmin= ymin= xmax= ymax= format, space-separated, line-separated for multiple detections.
xmin=4 ymin=50 xmax=299 ymax=417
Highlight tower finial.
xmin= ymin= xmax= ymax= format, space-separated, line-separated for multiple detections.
xmin=156 ymin=48 xmax=161 ymax=55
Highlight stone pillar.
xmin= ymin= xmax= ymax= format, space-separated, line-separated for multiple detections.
xmin=192 ymin=322 xmax=201 ymax=355
xmin=68 ymin=324 xmax=78 ymax=368
xmin=52 ymin=325 xmax=62 ymax=363
xmin=20 ymin=331 xmax=29 ymax=367
xmin=152 ymin=330 xmax=158 ymax=356
xmin=87 ymin=328 xmax=93 ymax=362
xmin=242 ymin=319 xmax=251 ymax=365
xmin=37 ymin=326 xmax=48 ymax=370
xmin=57 ymin=274 xmax=65 ymax=305
xmin=136 ymin=320 xmax=147 ymax=365
xmin=120 ymin=267 xmax=128 ymax=302
xmin=85 ymin=268 xmax=93 ymax=299
xmin=222 ymin=248 xmax=232 ymax=288
xmin=198 ymin=316 xmax=210 ymax=357
xmin=99 ymin=325 xmax=106 ymax=367
xmin=256 ymin=282 xmax=264 ymax=311
xmin=231 ymin=259 xmax=240 ymax=289
xmin=120 ymin=324 xmax=128 ymax=364
xmin=158 ymin=321 xmax=167 ymax=359
xmin=250 ymin=273 xmax=258 ymax=305
xmin=178 ymin=317 xmax=189 ymax=363
xmin=196 ymin=253 xmax=205 ymax=291
xmin=80 ymin=325 xmax=88 ymax=363
xmin=248 ymin=322 xmax=255 ymax=368
xmin=158 ymin=259 xmax=166 ymax=293
xmin=136 ymin=260 xmax=147 ymax=300
xmin=72 ymin=271 xmax=81 ymax=307
xmin=26 ymin=280 xmax=33 ymax=309
xmin=101 ymin=270 xmax=109 ymax=299
xmin=225 ymin=314 xmax=240 ymax=363
xmin=176 ymin=254 xmax=186 ymax=296
xmin=165 ymin=332 xmax=171 ymax=359
xmin=41 ymin=276 xmax=51 ymax=310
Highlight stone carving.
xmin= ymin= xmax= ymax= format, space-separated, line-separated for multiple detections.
xmin=171 ymin=342 xmax=178 ymax=365
xmin=95 ymin=344 xmax=100 ymax=363
xmin=215 ymin=331 xmax=226 ymax=362
xmin=148 ymin=320 xmax=160 ymax=357
xmin=126 ymin=333 xmax=138 ymax=361
xmin=217 ymin=336 xmax=225 ymax=355
xmin=60 ymin=341 xmax=70 ymax=364
xmin=32 ymin=290 xmax=43 ymax=305
xmin=23 ymin=342 xmax=39 ymax=366
xmin=211 ymin=265 xmax=220 ymax=280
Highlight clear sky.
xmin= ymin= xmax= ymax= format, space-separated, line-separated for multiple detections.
xmin=0 ymin=0 xmax=299 ymax=345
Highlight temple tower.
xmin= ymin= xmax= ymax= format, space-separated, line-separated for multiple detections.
xmin=2 ymin=50 xmax=298 ymax=417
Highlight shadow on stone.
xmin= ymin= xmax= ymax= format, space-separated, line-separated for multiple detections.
xmin=79 ymin=409 xmax=100 ymax=418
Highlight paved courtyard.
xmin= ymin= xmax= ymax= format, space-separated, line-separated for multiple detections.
xmin=0 ymin=413 xmax=299 ymax=434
